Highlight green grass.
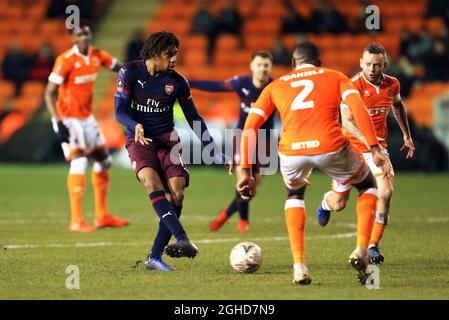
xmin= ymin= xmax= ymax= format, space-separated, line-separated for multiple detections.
xmin=0 ymin=164 xmax=448 ymax=299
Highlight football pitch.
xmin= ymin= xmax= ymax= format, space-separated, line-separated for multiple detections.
xmin=0 ymin=164 xmax=448 ymax=300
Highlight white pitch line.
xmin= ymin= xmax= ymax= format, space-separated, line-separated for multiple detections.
xmin=2 ymin=232 xmax=357 ymax=250
xmin=1 ymin=215 xmax=446 ymax=225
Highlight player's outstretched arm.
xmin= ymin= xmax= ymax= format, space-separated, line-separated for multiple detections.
xmin=179 ymin=96 xmax=232 ymax=170
xmin=342 ymin=88 xmax=392 ymax=179
xmin=112 ymin=61 xmax=123 ymax=72
xmin=236 ymin=168 xmax=255 ymax=200
xmin=99 ymin=49 xmax=123 ymax=72
xmin=340 ymin=104 xmax=369 ymax=149
xmin=237 ymin=110 xmax=266 ymax=200
xmin=392 ymin=99 xmax=415 ymax=159
xmin=341 ymin=89 xmax=378 ymax=147
xmin=189 ymin=80 xmax=232 ymax=93
xmin=238 ymin=85 xmax=276 ymax=198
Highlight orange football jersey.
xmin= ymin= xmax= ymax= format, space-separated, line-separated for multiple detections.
xmin=344 ymin=72 xmax=401 ymax=152
xmin=242 ymin=64 xmax=378 ymax=162
xmin=49 ymin=45 xmax=117 ymax=119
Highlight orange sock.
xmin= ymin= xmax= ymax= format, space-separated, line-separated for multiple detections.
xmin=67 ymin=174 xmax=85 ymax=224
xmin=284 ymin=199 xmax=306 ymax=264
xmin=92 ymin=171 xmax=110 ymax=220
xmin=369 ymin=212 xmax=389 ymax=246
xmin=356 ymin=190 xmax=377 ymax=249
xmin=369 ymin=223 xmax=385 ymax=246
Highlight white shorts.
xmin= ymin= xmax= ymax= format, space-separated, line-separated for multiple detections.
xmin=279 ymin=143 xmax=370 ymax=193
xmin=362 ymin=149 xmax=395 ymax=178
xmin=57 ymin=115 xmax=106 ymax=160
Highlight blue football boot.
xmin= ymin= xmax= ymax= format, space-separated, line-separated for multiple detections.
xmin=317 ymin=205 xmax=331 ymax=227
xmin=145 ymin=256 xmax=175 ymax=271
xmin=368 ymin=246 xmax=384 ymax=265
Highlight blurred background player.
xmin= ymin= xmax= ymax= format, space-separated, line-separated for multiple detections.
xmin=115 ymin=31 xmax=231 ymax=271
xmin=45 ymin=24 xmax=127 ymax=233
xmin=190 ymin=51 xmax=274 ymax=233
xmin=317 ymin=43 xmax=415 ymax=265
xmin=237 ymin=42 xmax=390 ymax=285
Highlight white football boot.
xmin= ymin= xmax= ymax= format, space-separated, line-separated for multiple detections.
xmin=348 ymin=247 xmax=370 ymax=285
xmin=293 ymin=263 xmax=312 ymax=285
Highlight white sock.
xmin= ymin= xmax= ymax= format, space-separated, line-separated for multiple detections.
xmin=321 ymin=191 xmax=333 ymax=211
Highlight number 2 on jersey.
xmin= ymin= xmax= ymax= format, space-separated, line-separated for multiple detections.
xmin=291 ymin=79 xmax=314 ymax=110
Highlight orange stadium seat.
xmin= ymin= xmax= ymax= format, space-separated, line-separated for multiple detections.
xmin=383 ymin=19 xmax=406 ymax=34
xmin=244 ymin=36 xmax=274 ymax=51
xmin=206 ymin=96 xmax=240 ymax=125
xmin=49 ymin=36 xmax=73 ymax=55
xmin=179 ymin=66 xmax=213 ymax=81
xmin=146 ymin=20 xmax=166 ymax=35
xmin=21 ymin=82 xmax=46 ymax=97
xmin=184 ymin=35 xmax=208 ymax=51
xmin=39 ymin=20 xmax=66 ymax=37
xmin=18 ymin=35 xmax=43 ymax=54
xmin=26 ymin=2 xmax=48 ymax=19
xmin=404 ymin=19 xmax=424 ymax=34
xmin=14 ymin=20 xmax=37 ymax=35
xmin=405 ymin=82 xmax=449 ymax=127
xmin=209 ymin=67 xmax=242 ymax=80
xmin=353 ymin=34 xmax=374 ymax=49
xmin=320 ymin=51 xmax=341 ymax=66
xmin=334 ymin=2 xmax=359 ymax=20
xmin=182 ymin=49 xmax=208 ymax=66
xmin=0 ymin=81 xmax=16 ymax=99
xmin=0 ymin=112 xmax=27 ymax=143
xmin=155 ymin=6 xmax=179 ymax=20
xmin=257 ymin=4 xmax=286 ymax=19
xmin=0 ymin=21 xmax=15 ymax=36
xmin=336 ymin=34 xmax=354 ymax=50
xmin=282 ymin=35 xmax=299 ymax=51
xmin=426 ymin=17 xmax=445 ymax=37
xmin=315 ymin=34 xmax=338 ymax=50
xmin=0 ymin=5 xmax=24 ymax=20
xmin=243 ymin=20 xmax=281 ymax=36
xmin=272 ymin=66 xmax=291 ymax=78
xmin=296 ymin=4 xmax=312 ymax=19
xmin=216 ymin=35 xmax=240 ymax=52
xmin=404 ymin=3 xmax=425 ymax=17
xmin=11 ymin=96 xmax=43 ymax=118
xmin=167 ymin=21 xmax=192 ymax=37
xmin=148 ymin=19 xmax=191 ymax=36
xmin=422 ymin=82 xmax=449 ymax=96
xmin=237 ymin=3 xmax=256 ymax=18
xmin=379 ymin=3 xmax=402 ymax=19
xmin=214 ymin=50 xmax=252 ymax=67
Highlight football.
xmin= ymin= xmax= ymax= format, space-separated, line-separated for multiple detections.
xmin=230 ymin=242 xmax=263 ymax=273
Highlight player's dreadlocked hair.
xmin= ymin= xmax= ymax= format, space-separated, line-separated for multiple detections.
xmin=364 ymin=43 xmax=387 ymax=59
xmin=140 ymin=31 xmax=180 ymax=60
